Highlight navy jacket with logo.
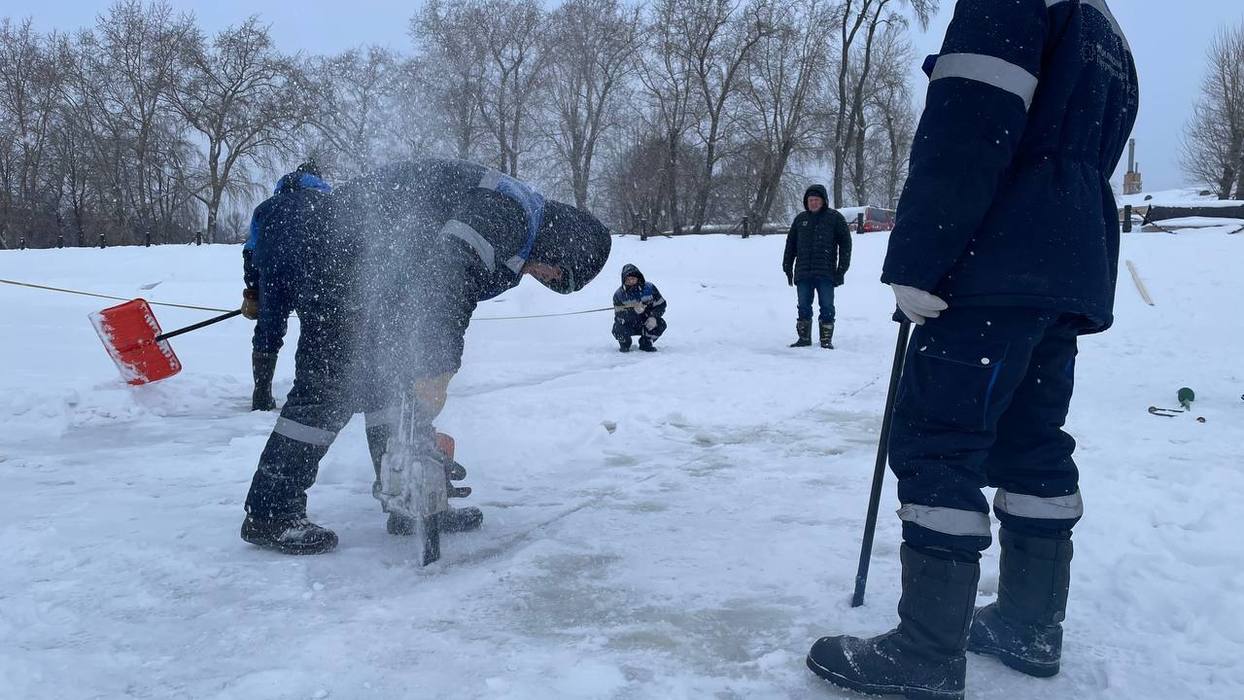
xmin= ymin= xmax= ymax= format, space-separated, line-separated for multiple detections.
xmin=881 ymin=0 xmax=1140 ymax=332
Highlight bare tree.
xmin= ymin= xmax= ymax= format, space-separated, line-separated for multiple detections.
xmin=0 ymin=18 xmax=63 ymax=247
xmin=411 ymin=0 xmax=490 ymax=161
xmin=170 ymin=17 xmax=304 ymax=242
xmin=637 ymin=0 xmax=704 ymax=234
xmin=89 ymin=0 xmax=198 ymax=243
xmin=686 ymin=0 xmax=776 ymax=232
xmin=543 ymin=0 xmax=641 ymax=209
xmin=829 ymin=0 xmax=936 ymax=207
xmin=304 ymin=45 xmax=402 ymax=175
xmin=738 ymin=0 xmax=833 ymax=224
xmin=1182 ymin=22 xmax=1244 ymax=199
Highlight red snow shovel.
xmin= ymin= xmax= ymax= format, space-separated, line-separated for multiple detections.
xmin=89 ymin=299 xmax=241 ymax=385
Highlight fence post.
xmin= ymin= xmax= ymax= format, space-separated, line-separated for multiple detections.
xmin=19 ymin=237 xmax=26 ymax=250
xmin=856 ymin=212 xmax=866 ymax=233
xmin=99 ymin=234 xmax=106 ymax=249
xmin=1122 ymin=205 xmax=1133 ymax=233
xmin=742 ymin=216 xmax=750 ymax=239
xmin=57 ymin=235 xmax=64 ymax=249
xmin=195 ymin=231 xmax=203 ymax=246
xmin=640 ymin=218 xmax=648 ymax=242
xmin=145 ymin=233 xmax=152 ymax=247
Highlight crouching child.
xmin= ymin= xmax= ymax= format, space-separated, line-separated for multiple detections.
xmin=612 ymin=264 xmax=667 ymax=352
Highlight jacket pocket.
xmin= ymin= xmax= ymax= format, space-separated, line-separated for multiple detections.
xmin=899 ymin=335 xmax=1008 ymax=432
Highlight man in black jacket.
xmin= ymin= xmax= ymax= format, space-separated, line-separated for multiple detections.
xmin=783 ymin=184 xmax=851 ymax=349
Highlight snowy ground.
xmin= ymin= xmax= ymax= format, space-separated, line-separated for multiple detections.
xmin=1 ymin=229 xmax=1241 ymax=699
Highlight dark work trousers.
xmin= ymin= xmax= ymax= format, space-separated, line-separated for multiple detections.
xmin=252 ymin=310 xmax=291 ymax=354
xmin=244 ymin=313 xmax=392 ymax=518
xmin=887 ymin=307 xmax=1085 ymax=560
xmin=613 ymin=314 xmax=667 ymax=342
xmin=796 ymin=276 xmax=836 ymax=323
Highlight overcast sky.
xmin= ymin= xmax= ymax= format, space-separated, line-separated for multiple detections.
xmin=5 ymin=0 xmax=1243 ymax=191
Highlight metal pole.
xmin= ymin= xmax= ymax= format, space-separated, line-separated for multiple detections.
xmin=852 ymin=320 xmax=912 ymax=608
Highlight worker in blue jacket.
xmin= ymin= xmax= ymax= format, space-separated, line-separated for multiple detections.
xmin=807 ymin=2 xmax=1139 ymax=698
xmin=240 ymin=158 xmax=612 ymax=555
xmin=241 ymin=161 xmax=332 ymax=411
xmin=612 ymin=264 xmax=667 ymax=352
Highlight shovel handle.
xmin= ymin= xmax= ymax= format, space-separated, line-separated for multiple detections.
xmin=155 ymin=309 xmax=243 ymax=342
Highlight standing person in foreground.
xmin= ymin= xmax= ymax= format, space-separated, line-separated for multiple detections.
xmin=806 ymin=1 xmax=1139 ymax=698
xmin=612 ymin=264 xmax=668 ymax=352
xmin=239 ymin=158 xmax=612 ymax=555
xmin=241 ymin=161 xmax=332 ymax=411
xmin=783 ymin=184 xmax=851 ymax=349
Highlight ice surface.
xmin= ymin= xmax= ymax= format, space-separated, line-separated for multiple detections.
xmin=0 ymin=228 xmax=1241 ymax=699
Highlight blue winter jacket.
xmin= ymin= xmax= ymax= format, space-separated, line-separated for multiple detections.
xmin=881 ymin=0 xmax=1139 ymax=332
xmin=612 ymin=264 xmax=667 ymax=328
xmin=246 ymin=171 xmax=334 ymax=353
xmin=334 ymin=159 xmax=550 ymax=380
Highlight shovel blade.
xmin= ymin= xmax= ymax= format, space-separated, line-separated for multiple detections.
xmin=89 ymin=299 xmax=181 ymax=385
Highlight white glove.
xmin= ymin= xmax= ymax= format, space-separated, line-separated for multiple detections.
xmin=891 ymin=284 xmax=948 ymax=325
xmin=631 ymin=302 xmax=646 ymax=315
xmin=644 ymin=316 xmax=658 ymax=331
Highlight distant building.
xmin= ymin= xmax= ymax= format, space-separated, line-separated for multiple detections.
xmin=1123 ymin=139 xmax=1143 ymax=195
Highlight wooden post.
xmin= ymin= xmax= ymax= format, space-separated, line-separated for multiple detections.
xmin=145 ymin=233 xmax=152 ymax=247
xmin=1122 ymin=205 xmax=1133 ymax=233
xmin=856 ymin=212 xmax=866 ymax=233
xmin=742 ymin=216 xmax=750 ymax=239
xmin=57 ymin=235 xmax=64 ymax=249
xmin=98 ymin=234 xmax=106 ymax=249
xmin=195 ymin=231 xmax=203 ymax=246
xmin=640 ymin=218 xmax=648 ymax=242
xmin=19 ymin=237 xmax=26 ymax=250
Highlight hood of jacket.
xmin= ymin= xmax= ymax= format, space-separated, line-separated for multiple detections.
xmin=802 ymin=184 xmax=830 ymax=212
xmin=620 ymin=263 xmax=646 ymax=288
xmin=274 ymin=171 xmax=333 ymax=195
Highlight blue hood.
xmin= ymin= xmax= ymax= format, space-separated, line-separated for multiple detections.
xmin=274 ymin=172 xmax=332 ymax=194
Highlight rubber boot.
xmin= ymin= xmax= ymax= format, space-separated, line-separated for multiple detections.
xmin=819 ymin=321 xmax=835 ymax=349
xmin=241 ymin=514 xmax=337 ymax=555
xmin=968 ymin=529 xmax=1072 ymax=677
xmin=618 ymin=337 xmax=632 ymax=353
xmin=638 ymin=336 xmax=657 ymax=352
xmin=790 ymin=319 xmax=812 ymax=347
xmin=251 ymin=351 xmax=278 ymax=411
xmin=807 ymin=545 xmax=980 ymax=700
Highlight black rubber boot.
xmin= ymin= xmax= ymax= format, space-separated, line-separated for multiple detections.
xmin=790 ymin=319 xmax=812 ymax=347
xmin=241 ymin=514 xmax=338 ymax=555
xmin=819 ymin=321 xmax=835 ymax=349
xmin=969 ymin=529 xmax=1072 ymax=678
xmin=251 ymin=351 xmax=278 ymax=411
xmin=618 ymin=337 xmax=632 ymax=353
xmin=638 ymin=336 xmax=657 ymax=352
xmin=807 ymin=545 xmax=980 ymax=700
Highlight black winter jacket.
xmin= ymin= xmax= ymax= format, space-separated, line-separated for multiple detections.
xmin=783 ymin=184 xmax=852 ymax=285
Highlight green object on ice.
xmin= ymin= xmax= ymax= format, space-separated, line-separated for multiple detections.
xmin=1177 ymin=387 xmax=1195 ymax=409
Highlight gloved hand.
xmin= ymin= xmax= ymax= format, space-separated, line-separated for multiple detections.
xmin=414 ymin=373 xmax=454 ymax=419
xmin=631 ymin=302 xmax=647 ymax=315
xmin=241 ymin=288 xmax=259 ymax=320
xmin=644 ymin=316 xmax=659 ymax=331
xmin=890 ymin=284 xmax=948 ymax=325
xmin=832 ymin=271 xmax=845 ymax=287
xmin=785 ymin=270 xmax=794 ymax=287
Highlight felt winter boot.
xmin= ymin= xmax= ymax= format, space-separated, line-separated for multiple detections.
xmin=968 ymin=529 xmax=1072 ymax=677
xmin=790 ymin=319 xmax=812 ymax=347
xmin=807 ymin=545 xmax=980 ymax=700
xmin=819 ymin=321 xmax=835 ymax=349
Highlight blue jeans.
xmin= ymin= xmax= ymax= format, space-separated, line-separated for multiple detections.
xmin=796 ymin=276 xmax=835 ymax=323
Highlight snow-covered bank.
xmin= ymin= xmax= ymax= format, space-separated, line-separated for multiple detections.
xmin=1 ymin=230 xmax=1240 ymax=699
